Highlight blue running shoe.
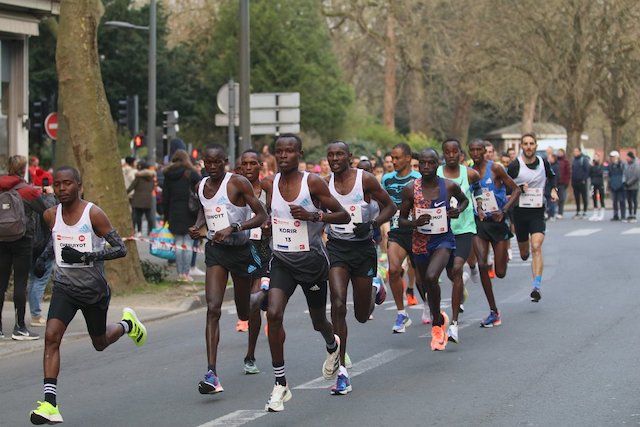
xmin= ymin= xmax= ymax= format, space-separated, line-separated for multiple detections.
xmin=480 ymin=311 xmax=501 ymax=328
xmin=392 ymin=313 xmax=412 ymax=333
xmin=198 ymin=371 xmax=224 ymax=394
xmin=330 ymin=373 xmax=352 ymax=395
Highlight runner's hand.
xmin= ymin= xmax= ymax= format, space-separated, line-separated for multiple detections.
xmin=447 ymin=207 xmax=460 ymax=219
xmin=415 ymin=213 xmax=432 ymax=227
xmin=33 ymin=256 xmax=47 ymax=278
xmin=61 ymin=246 xmax=86 ymax=264
xmin=289 ymin=204 xmax=310 ymax=221
xmin=188 ymin=226 xmax=201 ymax=240
xmin=353 ymin=221 xmax=373 ymax=238
xmin=492 ymin=210 xmax=505 ymax=222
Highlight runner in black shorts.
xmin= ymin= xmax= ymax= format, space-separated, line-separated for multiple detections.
xmin=188 ymin=144 xmax=267 ymax=395
xmin=507 ymin=133 xmax=558 ymax=302
xmin=29 ymin=166 xmax=146 ymax=425
xmin=325 ymin=141 xmax=396 ymax=395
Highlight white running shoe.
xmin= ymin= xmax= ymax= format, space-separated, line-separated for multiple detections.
xmin=265 ymin=383 xmax=292 ymax=412
xmin=421 ymin=304 xmax=431 ymax=325
xmin=322 ymin=335 xmax=341 ymax=380
xmin=189 ymin=266 xmax=206 ymax=276
xmin=447 ymin=321 xmax=459 ymax=344
xmin=588 ymin=212 xmax=598 ymax=221
xmin=469 ymin=267 xmax=479 ymax=283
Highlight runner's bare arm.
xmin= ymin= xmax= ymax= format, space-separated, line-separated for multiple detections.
xmin=398 ymin=184 xmax=421 ymax=228
xmin=235 ymin=175 xmax=268 ymax=230
xmin=362 ymin=171 xmax=397 ymax=227
xmin=493 ymin=163 xmax=521 ymax=213
xmin=292 ymin=174 xmax=349 ymax=224
xmin=446 ymin=181 xmax=468 ymax=219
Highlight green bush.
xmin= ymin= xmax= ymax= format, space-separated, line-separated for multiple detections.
xmin=407 ymin=132 xmax=440 ymax=152
xmin=140 ymin=260 xmax=168 ymax=284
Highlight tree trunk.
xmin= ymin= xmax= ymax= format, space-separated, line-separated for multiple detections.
xmin=565 ymin=127 xmax=583 ymax=152
xmin=450 ymin=93 xmax=473 ymax=145
xmin=521 ymin=91 xmax=537 ymax=134
xmin=56 ymin=0 xmax=145 ymax=291
xmin=382 ymin=5 xmax=397 ymax=130
xmin=610 ymin=120 xmax=623 ymax=151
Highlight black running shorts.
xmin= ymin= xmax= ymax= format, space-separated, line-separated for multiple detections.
xmin=387 ymin=230 xmax=416 ymax=267
xmin=327 ymin=238 xmax=377 ymax=278
xmin=205 ymin=241 xmax=261 ymax=277
xmin=512 ymin=207 xmax=546 ymax=242
xmin=453 ymin=232 xmax=475 ymax=261
xmin=48 ymin=284 xmax=110 ymax=337
xmin=475 ymin=218 xmax=513 ymax=243
xmin=269 ymin=255 xmax=328 ymax=309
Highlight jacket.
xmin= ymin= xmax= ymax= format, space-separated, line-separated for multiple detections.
xmin=589 ymin=163 xmax=604 ymax=187
xmin=623 ymin=160 xmax=640 ymax=191
xmin=557 ymin=156 xmax=571 ymax=186
xmin=571 ymin=155 xmax=590 ymax=184
xmin=609 ymin=161 xmax=625 ymax=191
xmin=0 ymin=175 xmax=47 ymax=239
xmin=127 ymin=169 xmax=156 ymax=209
xmin=161 ymin=166 xmax=201 ymax=235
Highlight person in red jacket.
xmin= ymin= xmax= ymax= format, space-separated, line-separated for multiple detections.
xmin=0 ymin=155 xmax=47 ymax=340
xmin=555 ymin=148 xmax=571 ymax=219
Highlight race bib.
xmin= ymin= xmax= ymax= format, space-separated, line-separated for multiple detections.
xmin=390 ymin=211 xmax=400 ymax=229
xmin=415 ymin=207 xmax=448 ymax=234
xmin=249 ymin=212 xmax=262 ymax=240
xmin=54 ymin=232 xmax=93 ymax=268
xmin=481 ymin=189 xmax=500 ymax=213
xmin=272 ymin=217 xmax=310 ymax=252
xmin=204 ymin=205 xmax=231 ymax=233
xmin=519 ymin=187 xmax=544 ymax=208
xmin=330 ymin=204 xmax=363 ymax=234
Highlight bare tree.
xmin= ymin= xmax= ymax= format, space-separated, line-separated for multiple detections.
xmin=56 ymin=0 xmax=146 ymax=291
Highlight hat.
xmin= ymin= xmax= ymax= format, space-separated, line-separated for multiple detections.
xmin=359 ymin=155 xmax=369 ymax=161
xmin=609 ymin=150 xmax=620 ymax=157
xmin=627 ymin=151 xmax=635 ymax=159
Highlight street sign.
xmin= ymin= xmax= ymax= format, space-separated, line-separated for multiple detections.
xmin=215 ymin=114 xmax=239 ymax=127
xmin=250 ymin=124 xmax=300 ymax=135
xmin=251 ymin=93 xmax=300 ymax=109
xmin=44 ymin=112 xmax=58 ymax=140
xmin=251 ymin=109 xmax=300 ymax=125
xmin=216 ymin=82 xmax=240 ymax=114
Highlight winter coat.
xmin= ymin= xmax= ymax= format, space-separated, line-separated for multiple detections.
xmin=161 ymin=165 xmax=201 ymax=235
xmin=609 ymin=161 xmax=625 ymax=191
xmin=122 ymin=165 xmax=137 ymax=197
xmin=545 ymin=161 xmax=560 ymax=196
xmin=623 ymin=160 xmax=640 ymax=191
xmin=0 ymin=175 xmax=47 ymax=240
xmin=557 ymin=156 xmax=571 ymax=186
xmin=571 ymin=155 xmax=590 ymax=184
xmin=589 ymin=163 xmax=604 ymax=187
xmin=127 ymin=169 xmax=156 ymax=209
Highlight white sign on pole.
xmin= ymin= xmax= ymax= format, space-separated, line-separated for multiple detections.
xmin=250 ymin=109 xmax=300 ymax=125
xmin=215 ymin=114 xmax=239 ymax=127
xmin=250 ymin=93 xmax=300 ymax=109
xmin=250 ymin=124 xmax=300 ymax=135
xmin=217 ymin=83 xmax=240 ymax=114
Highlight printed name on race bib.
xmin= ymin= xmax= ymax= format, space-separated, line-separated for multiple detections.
xmin=54 ymin=233 xmax=93 ymax=268
xmin=481 ymin=189 xmax=500 ymax=213
xmin=331 ymin=204 xmax=363 ymax=234
xmin=415 ymin=207 xmax=448 ymax=234
xmin=272 ymin=217 xmax=310 ymax=252
xmin=519 ymin=187 xmax=544 ymax=208
xmin=204 ymin=205 xmax=231 ymax=233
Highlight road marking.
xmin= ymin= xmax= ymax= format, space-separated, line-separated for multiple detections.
xmin=565 ymin=228 xmax=601 ymax=237
xmin=197 ymin=409 xmax=267 ymax=427
xmin=622 ymin=227 xmax=640 ymax=235
xmin=294 ymin=348 xmax=413 ymax=389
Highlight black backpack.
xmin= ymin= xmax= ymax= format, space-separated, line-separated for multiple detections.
xmin=0 ymin=182 xmax=29 ymax=242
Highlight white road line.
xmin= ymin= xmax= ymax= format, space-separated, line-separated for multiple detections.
xmin=565 ymin=228 xmax=601 ymax=237
xmin=196 ymin=409 xmax=267 ymax=427
xmin=294 ymin=348 xmax=414 ymax=390
xmin=622 ymin=227 xmax=640 ymax=235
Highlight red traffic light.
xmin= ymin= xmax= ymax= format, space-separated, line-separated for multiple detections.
xmin=191 ymin=148 xmax=199 ymax=159
xmin=134 ymin=134 xmax=144 ymax=148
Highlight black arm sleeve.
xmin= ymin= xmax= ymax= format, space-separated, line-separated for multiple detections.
xmin=85 ymin=229 xmax=127 ymax=263
xmin=543 ymin=159 xmax=557 ymax=188
xmin=470 ymin=180 xmax=482 ymax=198
xmin=507 ymin=160 xmax=520 ymax=179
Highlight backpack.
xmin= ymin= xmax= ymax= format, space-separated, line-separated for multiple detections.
xmin=0 ymin=182 xmax=29 ymax=242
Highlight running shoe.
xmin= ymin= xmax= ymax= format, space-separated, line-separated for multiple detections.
xmin=30 ymin=316 xmax=46 ymax=327
xmin=480 ymin=311 xmax=501 ymax=328
xmin=11 ymin=325 xmax=39 ymax=341
xmin=488 ymin=267 xmax=496 ymax=279
xmin=421 ymin=304 xmax=432 ymax=325
xmin=344 ymin=352 xmax=352 ymax=369
xmin=393 ymin=313 xmax=412 ymax=333
xmin=530 ymin=286 xmax=541 ymax=303
xmin=447 ymin=320 xmax=459 ymax=344
xmin=265 ymin=383 xmax=292 ymax=412
xmin=462 ymin=272 xmax=470 ymax=286
xmin=30 ymin=401 xmax=63 ymax=425
xmin=236 ymin=320 xmax=249 ymax=332
xmin=189 ymin=266 xmax=206 ymax=276
xmin=374 ymin=277 xmax=387 ymax=305
xmin=463 ymin=286 xmax=469 ymax=303
xmin=198 ymin=371 xmax=224 ymax=394
xmin=430 ymin=312 xmax=449 ymax=351
xmin=406 ymin=290 xmax=418 ymax=306
xmin=244 ymin=359 xmax=260 ymax=375
xmin=122 ymin=308 xmax=147 ymax=347
xmin=330 ymin=372 xmax=352 ymax=395
xmin=0 ymin=330 xmax=4 ymax=339
xmin=322 ymin=335 xmax=341 ymax=380
xmin=469 ymin=267 xmax=479 ymax=283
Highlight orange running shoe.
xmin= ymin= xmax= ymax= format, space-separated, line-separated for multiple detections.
xmin=406 ymin=291 xmax=418 ymax=306
xmin=236 ymin=320 xmax=249 ymax=332
xmin=430 ymin=311 xmax=449 ymax=351
xmin=488 ymin=267 xmax=496 ymax=279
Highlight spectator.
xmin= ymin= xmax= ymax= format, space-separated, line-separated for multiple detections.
xmin=162 ymin=149 xmax=201 ymax=282
xmin=127 ymin=161 xmax=157 ymax=236
xmin=383 ymin=152 xmax=394 ymax=173
xmin=0 ymin=155 xmax=46 ymax=340
xmin=623 ymin=151 xmax=639 ymax=223
xmin=28 ymin=156 xmax=53 ymax=187
xmin=545 ymin=153 xmax=560 ymax=220
xmin=122 ymin=156 xmax=137 ymax=195
xmin=556 ymin=148 xmax=571 ymax=218
xmin=588 ymin=154 xmax=605 ymax=221
xmin=319 ymin=158 xmax=331 ymax=179
xmin=608 ymin=150 xmax=626 ymax=221
xmin=571 ymin=147 xmax=591 ymax=218
xmin=261 ymin=143 xmax=277 ymax=176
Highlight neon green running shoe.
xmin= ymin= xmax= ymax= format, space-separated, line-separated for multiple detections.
xmin=122 ymin=307 xmax=147 ymax=347
xmin=30 ymin=401 xmax=63 ymax=425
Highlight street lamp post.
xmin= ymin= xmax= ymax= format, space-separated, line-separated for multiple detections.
xmin=104 ymin=0 xmax=156 ymax=163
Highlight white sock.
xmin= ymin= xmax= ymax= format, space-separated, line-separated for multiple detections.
xmin=398 ymin=309 xmax=407 ymax=316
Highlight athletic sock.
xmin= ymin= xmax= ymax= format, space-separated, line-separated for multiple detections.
xmin=398 ymin=309 xmax=407 ymax=316
xmin=326 ymin=338 xmax=338 ymax=354
xmin=207 ymin=365 xmax=216 ymax=375
xmin=372 ymin=279 xmax=380 ymax=292
xmin=406 ymin=287 xmax=414 ymax=295
xmin=533 ymin=276 xmax=542 ymax=288
xmin=44 ymin=378 xmax=57 ymax=406
xmin=119 ymin=319 xmax=132 ymax=334
xmin=273 ymin=362 xmax=286 ymax=386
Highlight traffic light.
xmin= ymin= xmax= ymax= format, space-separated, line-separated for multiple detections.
xmin=117 ymin=96 xmax=138 ymax=136
xmin=31 ymin=99 xmax=49 ymax=133
xmin=134 ymin=134 xmax=145 ymax=149
xmin=191 ymin=148 xmax=199 ymax=159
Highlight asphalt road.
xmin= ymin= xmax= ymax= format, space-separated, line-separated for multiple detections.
xmin=2 ymin=217 xmax=639 ymax=427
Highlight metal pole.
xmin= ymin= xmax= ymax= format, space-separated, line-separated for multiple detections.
xmin=147 ymin=0 xmax=157 ymax=163
xmin=239 ymin=0 xmax=251 ymax=152
xmin=229 ymin=79 xmax=236 ymax=169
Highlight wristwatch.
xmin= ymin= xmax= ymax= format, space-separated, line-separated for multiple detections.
xmin=311 ymin=212 xmax=321 ymax=222
xmin=231 ymin=222 xmax=242 ymax=232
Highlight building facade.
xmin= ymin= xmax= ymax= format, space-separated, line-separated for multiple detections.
xmin=0 ymin=0 xmax=59 ymax=173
